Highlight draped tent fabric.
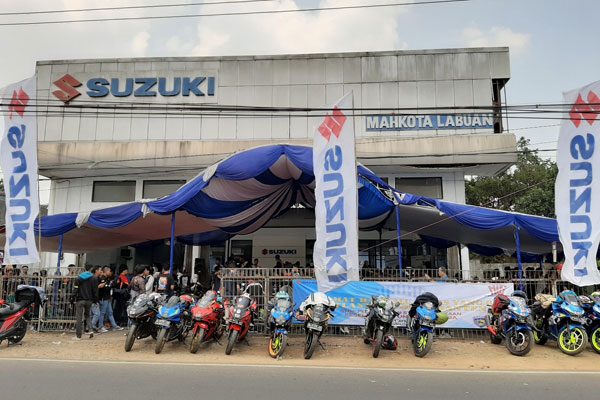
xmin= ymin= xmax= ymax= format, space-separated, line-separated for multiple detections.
xmin=0 ymin=144 xmax=560 ymax=255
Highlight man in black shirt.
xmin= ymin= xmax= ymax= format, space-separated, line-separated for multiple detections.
xmin=98 ymin=266 xmax=122 ymax=332
xmin=72 ymin=266 xmax=99 ymax=340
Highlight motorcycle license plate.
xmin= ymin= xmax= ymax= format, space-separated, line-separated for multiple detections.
xmin=155 ymin=319 xmax=170 ymax=327
xmin=307 ymin=322 xmax=322 ymax=332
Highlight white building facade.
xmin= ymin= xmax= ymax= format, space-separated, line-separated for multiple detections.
xmin=35 ymin=48 xmax=516 ymax=276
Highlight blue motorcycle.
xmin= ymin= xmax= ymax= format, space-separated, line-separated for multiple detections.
xmin=410 ymin=299 xmax=439 ymax=357
xmin=267 ymin=290 xmax=294 ymax=358
xmin=154 ymin=294 xmax=194 ymax=354
xmin=532 ymin=290 xmax=588 ymax=356
xmin=487 ymin=291 xmax=533 ymax=356
xmin=579 ymin=292 xmax=600 ymax=354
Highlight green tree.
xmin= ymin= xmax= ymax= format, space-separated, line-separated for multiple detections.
xmin=466 ymin=137 xmax=558 ymax=218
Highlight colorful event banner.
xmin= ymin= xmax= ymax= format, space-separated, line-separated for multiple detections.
xmin=0 ymin=76 xmax=40 ymax=264
xmin=556 ymin=80 xmax=600 ymax=286
xmin=313 ymin=93 xmax=359 ymax=291
xmin=293 ymin=280 xmax=515 ymax=329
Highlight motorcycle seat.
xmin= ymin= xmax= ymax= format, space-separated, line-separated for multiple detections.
xmin=0 ymin=301 xmax=29 ymax=317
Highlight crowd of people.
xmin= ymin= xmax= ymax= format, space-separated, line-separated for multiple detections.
xmin=68 ymin=263 xmax=205 ymax=339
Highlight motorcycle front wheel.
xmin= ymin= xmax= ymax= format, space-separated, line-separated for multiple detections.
xmin=190 ymin=328 xmax=205 ymax=354
xmin=590 ymin=327 xmax=600 ymax=354
xmin=558 ymin=326 xmax=588 ymax=356
xmin=304 ymin=331 xmax=317 ymax=359
xmin=225 ymin=329 xmax=238 ymax=355
xmin=7 ymin=320 xmax=27 ymax=344
xmin=268 ymin=332 xmax=287 ymax=358
xmin=413 ymin=330 xmax=433 ymax=358
xmin=124 ymin=322 xmax=139 ymax=352
xmin=505 ymin=330 xmax=533 ymax=356
xmin=372 ymin=329 xmax=384 ymax=358
xmin=155 ymin=327 xmax=169 ymax=354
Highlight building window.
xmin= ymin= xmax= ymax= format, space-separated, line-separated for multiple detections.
xmin=395 ymin=177 xmax=443 ymax=198
xmin=92 ymin=181 xmax=136 ymax=202
xmin=142 ymin=180 xmax=186 ymax=199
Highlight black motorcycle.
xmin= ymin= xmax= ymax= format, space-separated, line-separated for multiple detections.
xmin=363 ymin=296 xmax=398 ymax=358
xmin=124 ymin=293 xmax=163 ymax=352
xmin=302 ymin=302 xmax=335 ymax=359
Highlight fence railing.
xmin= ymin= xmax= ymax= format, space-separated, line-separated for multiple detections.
xmin=2 ymin=270 xmax=598 ymax=338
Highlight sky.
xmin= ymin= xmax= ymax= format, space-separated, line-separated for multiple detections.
xmin=0 ymin=0 xmax=598 ymax=198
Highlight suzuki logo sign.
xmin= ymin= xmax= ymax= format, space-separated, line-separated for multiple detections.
xmin=52 ymin=74 xmax=82 ymax=104
xmin=261 ymin=248 xmax=298 ymax=256
xmin=50 ymin=71 xmax=218 ymax=104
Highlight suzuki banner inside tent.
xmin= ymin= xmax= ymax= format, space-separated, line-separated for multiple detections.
xmin=0 ymin=76 xmax=40 ymax=265
xmin=556 ymin=80 xmax=600 ymax=286
xmin=313 ymin=93 xmax=359 ymax=292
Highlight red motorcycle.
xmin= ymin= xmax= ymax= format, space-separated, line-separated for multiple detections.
xmin=0 ymin=286 xmax=45 ymax=346
xmin=225 ymin=293 xmax=257 ymax=355
xmin=189 ymin=290 xmax=225 ymax=353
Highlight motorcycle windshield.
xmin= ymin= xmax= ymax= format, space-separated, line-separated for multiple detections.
xmin=165 ymin=296 xmax=180 ymax=307
xmin=235 ymin=296 xmax=251 ymax=311
xmin=561 ymin=293 xmax=581 ymax=307
xmin=132 ymin=294 xmax=149 ymax=308
xmin=379 ymin=299 xmax=394 ymax=311
xmin=197 ymin=292 xmax=217 ymax=308
xmin=275 ymin=298 xmax=292 ymax=312
xmin=510 ymin=296 xmax=527 ymax=309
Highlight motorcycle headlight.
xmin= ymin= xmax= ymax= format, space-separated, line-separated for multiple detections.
xmin=275 ymin=316 xmax=288 ymax=325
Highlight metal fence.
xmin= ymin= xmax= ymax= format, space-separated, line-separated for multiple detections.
xmin=216 ymin=268 xmax=570 ymax=340
xmin=2 ymin=270 xmax=599 ymax=339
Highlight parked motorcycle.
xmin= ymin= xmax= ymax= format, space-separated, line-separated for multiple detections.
xmin=408 ymin=293 xmax=443 ymax=358
xmin=0 ymin=286 xmax=45 ymax=346
xmin=300 ymin=293 xmax=336 ymax=359
xmin=154 ymin=294 xmax=194 ymax=354
xmin=189 ymin=290 xmax=225 ymax=354
xmin=124 ymin=292 xmax=163 ymax=352
xmin=224 ymin=292 xmax=257 ymax=355
xmin=532 ymin=290 xmax=588 ymax=356
xmin=487 ymin=291 xmax=534 ymax=356
xmin=363 ymin=296 xmax=398 ymax=358
xmin=267 ymin=290 xmax=294 ymax=358
xmin=579 ymin=292 xmax=600 ymax=354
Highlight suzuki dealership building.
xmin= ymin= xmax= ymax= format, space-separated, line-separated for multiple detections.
xmin=35 ymin=47 xmax=516 ymax=275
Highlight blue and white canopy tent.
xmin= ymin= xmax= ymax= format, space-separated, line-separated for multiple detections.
xmin=1 ymin=144 xmax=558 ymax=278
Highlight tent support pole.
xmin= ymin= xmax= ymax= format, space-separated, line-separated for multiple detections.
xmin=378 ymin=230 xmax=383 ymax=272
xmin=52 ymin=234 xmax=64 ymax=319
xmin=57 ymin=234 xmax=64 ymax=274
xmin=515 ymin=226 xmax=524 ymax=291
xmin=395 ymin=205 xmax=403 ymax=277
xmin=170 ymin=212 xmax=176 ymax=275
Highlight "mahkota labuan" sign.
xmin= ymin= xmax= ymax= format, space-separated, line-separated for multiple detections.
xmin=365 ymin=113 xmax=494 ymax=131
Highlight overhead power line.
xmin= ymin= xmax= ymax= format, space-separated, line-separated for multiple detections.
xmin=0 ymin=0 xmax=472 ymax=27
xmin=0 ymin=0 xmax=277 ymax=16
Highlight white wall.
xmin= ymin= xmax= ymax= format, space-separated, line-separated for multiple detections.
xmin=36 ymin=49 xmax=508 ymax=143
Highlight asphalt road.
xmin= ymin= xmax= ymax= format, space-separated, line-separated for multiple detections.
xmin=1 ymin=358 xmax=599 ymax=400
